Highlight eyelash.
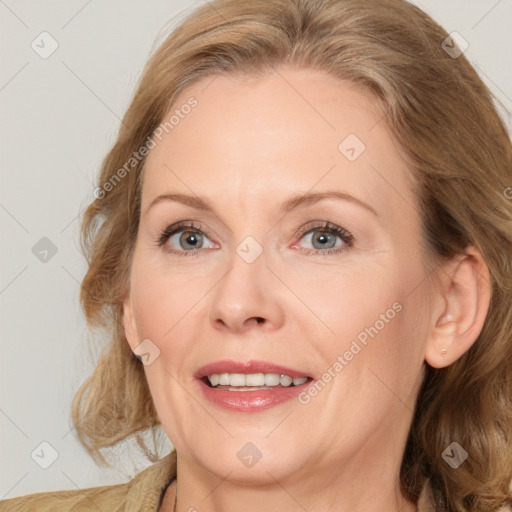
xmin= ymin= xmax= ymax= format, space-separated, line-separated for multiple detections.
xmin=155 ymin=220 xmax=354 ymax=257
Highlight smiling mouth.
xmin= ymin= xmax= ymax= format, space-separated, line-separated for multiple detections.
xmin=197 ymin=368 xmax=315 ymax=412
xmin=201 ymin=374 xmax=313 ymax=390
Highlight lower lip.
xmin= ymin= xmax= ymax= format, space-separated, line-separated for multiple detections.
xmin=196 ymin=378 xmax=312 ymax=412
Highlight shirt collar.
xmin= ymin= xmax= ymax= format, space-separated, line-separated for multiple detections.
xmin=125 ymin=449 xmax=177 ymax=512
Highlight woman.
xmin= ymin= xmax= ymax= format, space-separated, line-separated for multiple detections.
xmin=2 ymin=0 xmax=511 ymax=510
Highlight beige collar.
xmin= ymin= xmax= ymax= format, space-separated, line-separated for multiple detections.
xmin=125 ymin=450 xmax=177 ymax=512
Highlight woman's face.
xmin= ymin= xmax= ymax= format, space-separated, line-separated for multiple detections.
xmin=123 ymin=67 xmax=437 ymax=485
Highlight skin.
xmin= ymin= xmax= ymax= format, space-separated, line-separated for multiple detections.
xmin=123 ymin=67 xmax=491 ymax=512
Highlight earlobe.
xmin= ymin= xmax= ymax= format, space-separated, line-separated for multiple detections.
xmin=425 ymin=246 xmax=491 ymax=369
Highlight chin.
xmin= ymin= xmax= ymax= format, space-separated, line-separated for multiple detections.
xmin=177 ymin=432 xmax=307 ymax=485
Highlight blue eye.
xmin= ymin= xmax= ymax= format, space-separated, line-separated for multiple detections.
xmin=302 ymin=229 xmax=342 ymax=250
xmin=170 ymin=229 xmax=209 ymax=250
xmin=294 ymin=222 xmax=354 ymax=255
xmin=157 ymin=220 xmax=354 ymax=257
xmin=157 ymin=221 xmax=215 ymax=255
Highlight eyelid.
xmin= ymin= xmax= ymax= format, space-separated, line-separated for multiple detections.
xmin=155 ymin=221 xmax=218 ymax=255
xmin=294 ymin=220 xmax=353 ymax=241
xmin=291 ymin=221 xmax=354 ymax=253
xmin=157 ymin=220 xmax=213 ymax=244
xmin=156 ymin=219 xmax=354 ymax=255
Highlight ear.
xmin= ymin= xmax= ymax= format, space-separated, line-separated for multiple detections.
xmin=425 ymin=246 xmax=491 ymax=369
xmin=122 ymin=290 xmax=139 ymax=353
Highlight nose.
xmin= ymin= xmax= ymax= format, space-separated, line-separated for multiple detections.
xmin=208 ymin=250 xmax=286 ymax=335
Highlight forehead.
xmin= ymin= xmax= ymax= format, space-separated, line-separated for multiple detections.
xmin=141 ymin=67 xmax=416 ymax=222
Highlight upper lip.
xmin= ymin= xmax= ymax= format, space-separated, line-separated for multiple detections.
xmin=195 ymin=360 xmax=312 ymax=379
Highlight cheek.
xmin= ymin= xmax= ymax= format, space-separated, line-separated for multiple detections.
xmin=288 ymin=258 xmax=399 ymax=347
xmin=129 ymin=257 xmax=203 ymax=345
xmin=300 ymin=255 xmax=427 ymax=385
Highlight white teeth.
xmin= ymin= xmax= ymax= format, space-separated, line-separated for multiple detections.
xmin=206 ymin=373 xmax=309 ymax=388
xmin=280 ymin=375 xmax=293 ymax=387
xmin=245 ymin=373 xmax=265 ymax=386
xmin=264 ymin=373 xmax=280 ymax=386
xmin=218 ymin=373 xmax=230 ymax=385
xmin=229 ymin=373 xmax=246 ymax=386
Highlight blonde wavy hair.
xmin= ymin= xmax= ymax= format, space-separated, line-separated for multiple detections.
xmin=73 ymin=0 xmax=512 ymax=509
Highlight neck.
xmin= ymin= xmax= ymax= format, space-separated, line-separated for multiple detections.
xmin=166 ymin=448 xmax=418 ymax=512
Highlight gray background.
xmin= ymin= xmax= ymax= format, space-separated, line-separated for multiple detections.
xmin=1 ymin=0 xmax=511 ymax=500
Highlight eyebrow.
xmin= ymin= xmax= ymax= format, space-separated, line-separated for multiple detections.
xmin=144 ymin=191 xmax=378 ymax=218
